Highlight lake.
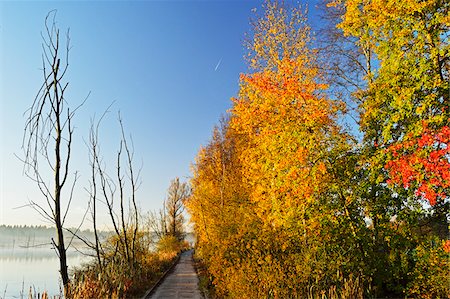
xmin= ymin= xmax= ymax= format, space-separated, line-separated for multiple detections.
xmin=0 ymin=226 xmax=196 ymax=298
xmin=0 ymin=246 xmax=87 ymax=298
xmin=0 ymin=226 xmax=93 ymax=298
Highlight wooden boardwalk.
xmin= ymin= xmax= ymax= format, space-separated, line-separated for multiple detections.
xmin=144 ymin=250 xmax=203 ymax=299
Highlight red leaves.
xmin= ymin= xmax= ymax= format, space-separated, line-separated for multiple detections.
xmin=385 ymin=124 xmax=450 ymax=205
xmin=444 ymin=240 xmax=450 ymax=254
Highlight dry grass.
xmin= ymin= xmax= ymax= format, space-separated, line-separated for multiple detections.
xmin=70 ymin=234 xmax=188 ymax=298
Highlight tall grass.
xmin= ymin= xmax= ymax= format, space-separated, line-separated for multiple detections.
xmin=70 ymin=233 xmax=188 ymax=298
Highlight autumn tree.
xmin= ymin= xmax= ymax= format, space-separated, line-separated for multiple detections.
xmin=21 ymin=11 xmax=86 ymax=296
xmin=235 ymin=0 xmax=353 ymax=230
xmin=149 ymin=177 xmax=190 ymax=242
xmin=334 ymin=0 xmax=449 ymax=205
xmin=188 ymin=1 xmax=367 ymax=297
xmin=165 ymin=177 xmax=189 ymax=241
xmin=330 ymin=0 xmax=449 ymax=296
xmin=316 ymin=0 xmax=376 ymax=126
xmin=188 ymin=0 xmax=448 ymax=297
xmin=186 ymin=118 xmax=256 ymax=297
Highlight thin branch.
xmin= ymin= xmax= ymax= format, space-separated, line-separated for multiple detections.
xmin=62 ymin=172 xmax=79 ymax=225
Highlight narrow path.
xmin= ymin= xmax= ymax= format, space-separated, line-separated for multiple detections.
xmin=146 ymin=249 xmax=203 ymax=299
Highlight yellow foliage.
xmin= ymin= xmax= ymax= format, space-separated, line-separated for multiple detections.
xmin=187 ymin=1 xmax=362 ymax=297
xmin=231 ymin=20 xmax=345 ymax=227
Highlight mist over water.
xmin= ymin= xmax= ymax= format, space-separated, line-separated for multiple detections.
xmin=1 ymin=251 xmax=85 ymax=298
xmin=0 ymin=226 xmax=92 ymax=298
xmin=0 ymin=226 xmax=196 ymax=298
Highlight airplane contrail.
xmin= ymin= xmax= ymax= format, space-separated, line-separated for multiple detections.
xmin=214 ymin=58 xmax=222 ymax=71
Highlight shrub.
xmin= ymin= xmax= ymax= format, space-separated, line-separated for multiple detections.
xmin=406 ymin=238 xmax=450 ymax=299
xmin=70 ymin=230 xmax=185 ymax=298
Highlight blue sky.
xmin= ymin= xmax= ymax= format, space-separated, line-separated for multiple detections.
xmin=0 ymin=0 xmax=323 ymax=228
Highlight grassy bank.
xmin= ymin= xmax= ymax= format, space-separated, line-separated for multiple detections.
xmin=69 ymin=234 xmax=189 ymax=298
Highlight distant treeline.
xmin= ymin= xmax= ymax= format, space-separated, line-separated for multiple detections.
xmin=0 ymin=225 xmax=110 ymax=247
xmin=1 ymin=224 xmax=58 ymax=241
xmin=0 ymin=224 xmax=193 ymax=241
xmin=0 ymin=224 xmax=98 ymax=235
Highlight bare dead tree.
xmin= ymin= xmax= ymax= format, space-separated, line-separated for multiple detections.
xmin=85 ymin=111 xmax=111 ymax=270
xmin=87 ymin=111 xmax=141 ymax=266
xmin=118 ymin=114 xmax=140 ymax=263
xmin=147 ymin=206 xmax=168 ymax=239
xmin=21 ymin=11 xmax=86 ymax=297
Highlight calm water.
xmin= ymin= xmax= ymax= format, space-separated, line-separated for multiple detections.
xmin=0 ymin=228 xmax=91 ymax=299
xmin=0 ymin=245 xmax=88 ymax=299
xmin=0 ymin=229 xmax=195 ymax=298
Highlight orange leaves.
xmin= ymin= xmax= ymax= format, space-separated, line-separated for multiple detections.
xmin=232 ymin=65 xmax=335 ymax=139
xmin=189 ymin=0 xmax=449 ymax=297
xmin=386 ymin=124 xmax=450 ymax=205
xmin=188 ymin=1 xmax=367 ymax=297
xmin=230 ymin=10 xmax=347 ymax=227
xmin=338 ymin=0 xmax=449 ymax=207
xmin=443 ymin=240 xmax=450 ymax=253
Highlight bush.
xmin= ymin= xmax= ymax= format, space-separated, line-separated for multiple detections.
xmin=406 ymin=238 xmax=450 ymax=299
xmin=157 ymin=235 xmax=189 ymax=256
xmin=70 ymin=230 xmax=185 ymax=298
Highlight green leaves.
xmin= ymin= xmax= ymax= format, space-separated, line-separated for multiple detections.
xmin=187 ymin=0 xmax=449 ymax=297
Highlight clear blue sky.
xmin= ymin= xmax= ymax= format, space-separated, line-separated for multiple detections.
xmin=1 ymin=0 xmax=322 ymax=228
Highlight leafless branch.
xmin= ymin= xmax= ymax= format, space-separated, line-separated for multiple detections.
xmin=19 ymin=11 xmax=87 ymax=295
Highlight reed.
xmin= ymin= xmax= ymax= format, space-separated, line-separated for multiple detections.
xmin=70 ymin=233 xmax=188 ymax=298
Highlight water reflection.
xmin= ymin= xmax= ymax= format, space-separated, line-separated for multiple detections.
xmin=0 ymin=247 xmax=84 ymax=262
xmin=0 ymin=244 xmax=89 ymax=298
xmin=0 ymin=229 xmax=195 ymax=298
